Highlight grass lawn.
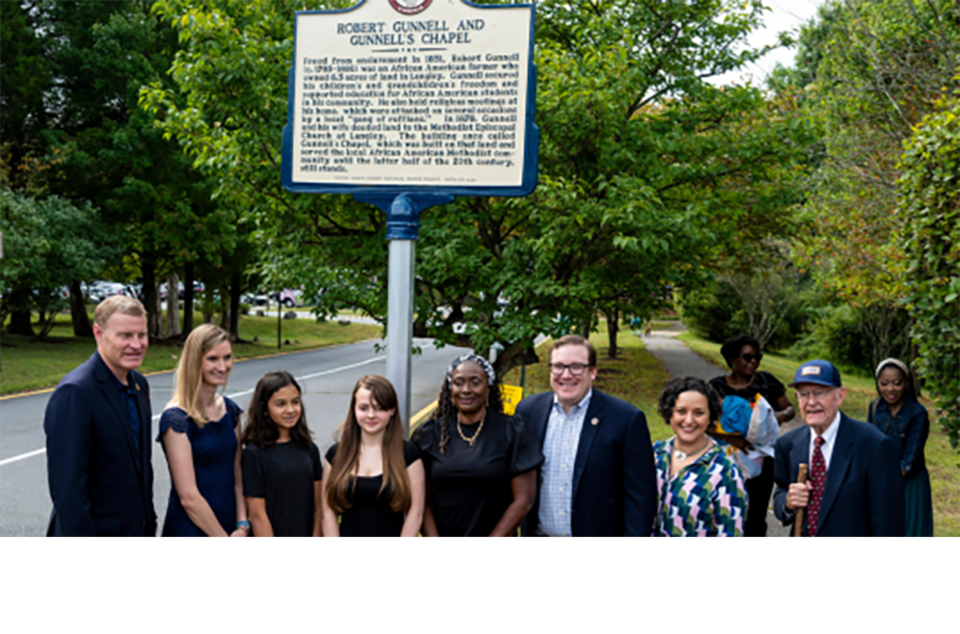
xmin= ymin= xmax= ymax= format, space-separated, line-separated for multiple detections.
xmin=502 ymin=320 xmax=674 ymax=443
xmin=679 ymin=330 xmax=960 ymax=537
xmin=1 ymin=310 xmax=381 ymax=395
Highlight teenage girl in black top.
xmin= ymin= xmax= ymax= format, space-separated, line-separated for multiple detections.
xmin=241 ymin=371 xmax=323 ymax=537
xmin=321 ymin=375 xmax=425 ymax=537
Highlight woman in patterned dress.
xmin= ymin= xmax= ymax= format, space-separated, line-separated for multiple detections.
xmin=652 ymin=376 xmax=748 ymax=536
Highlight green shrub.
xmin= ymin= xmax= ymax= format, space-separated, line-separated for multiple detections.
xmin=898 ymin=76 xmax=960 ymax=450
xmin=675 ymin=279 xmax=747 ymax=343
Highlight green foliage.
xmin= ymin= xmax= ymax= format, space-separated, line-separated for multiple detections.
xmin=786 ymin=302 xmax=911 ymax=376
xmin=0 ymin=1 xmax=52 ymax=190
xmin=676 ymin=269 xmax=811 ymax=351
xmin=898 ymin=74 xmax=960 ymax=449
xmin=676 ymin=278 xmax=748 ymax=344
xmin=142 ymin=0 xmax=814 ymax=377
xmin=0 ymin=188 xmax=120 ymax=335
xmin=791 ymin=0 xmax=960 ymax=305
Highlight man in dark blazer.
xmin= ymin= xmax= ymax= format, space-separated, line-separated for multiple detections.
xmin=774 ymin=360 xmax=904 ymax=537
xmin=44 ymin=296 xmax=156 ymax=536
xmin=516 ymin=335 xmax=657 ymax=536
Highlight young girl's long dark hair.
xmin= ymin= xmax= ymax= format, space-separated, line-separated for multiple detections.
xmin=241 ymin=371 xmax=313 ymax=448
xmin=326 ymin=375 xmax=411 ymax=515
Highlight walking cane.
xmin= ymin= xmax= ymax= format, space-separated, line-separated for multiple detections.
xmin=793 ymin=463 xmax=809 ymax=537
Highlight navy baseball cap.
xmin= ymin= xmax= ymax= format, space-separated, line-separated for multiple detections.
xmin=789 ymin=359 xmax=842 ymax=388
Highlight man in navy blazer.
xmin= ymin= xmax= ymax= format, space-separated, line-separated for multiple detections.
xmin=773 ymin=360 xmax=904 ymax=537
xmin=516 ymin=335 xmax=657 ymax=536
xmin=44 ymin=296 xmax=156 ymax=536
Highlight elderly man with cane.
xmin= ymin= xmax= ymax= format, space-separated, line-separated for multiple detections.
xmin=773 ymin=360 xmax=904 ymax=537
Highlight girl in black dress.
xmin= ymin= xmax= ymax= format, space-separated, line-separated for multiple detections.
xmin=321 ymin=375 xmax=425 ymax=537
xmin=241 ymin=372 xmax=323 ymax=537
xmin=412 ymin=353 xmax=543 ymax=536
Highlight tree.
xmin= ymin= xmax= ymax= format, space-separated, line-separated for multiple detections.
xmin=144 ymin=0 xmax=813 ymax=377
xmin=897 ymin=73 xmax=960 ymax=449
xmin=0 ymin=1 xmax=52 ymax=191
xmin=6 ymin=0 xmax=235 ymax=339
xmin=0 ymin=189 xmax=120 ymax=337
xmin=790 ymin=0 xmax=960 ymax=306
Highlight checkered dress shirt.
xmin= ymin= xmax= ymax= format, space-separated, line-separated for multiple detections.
xmin=538 ymin=390 xmax=593 ymax=537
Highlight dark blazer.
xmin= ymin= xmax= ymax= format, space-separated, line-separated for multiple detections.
xmin=516 ymin=389 xmax=657 ymax=536
xmin=44 ymin=352 xmax=156 ymax=536
xmin=773 ymin=412 xmax=904 ymax=537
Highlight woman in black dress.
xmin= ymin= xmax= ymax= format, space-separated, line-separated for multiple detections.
xmin=708 ymin=335 xmax=795 ymax=537
xmin=241 ymin=371 xmax=323 ymax=537
xmin=413 ymin=353 xmax=543 ymax=536
xmin=321 ymin=375 xmax=425 ymax=537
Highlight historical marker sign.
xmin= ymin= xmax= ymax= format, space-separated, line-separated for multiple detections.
xmin=282 ymin=0 xmax=537 ymax=196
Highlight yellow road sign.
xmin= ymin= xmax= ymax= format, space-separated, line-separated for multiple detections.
xmin=500 ymin=384 xmax=524 ymax=416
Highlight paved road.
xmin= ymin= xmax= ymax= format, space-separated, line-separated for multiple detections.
xmin=0 ymin=338 xmax=468 ymax=537
xmin=643 ymin=326 xmax=797 ymax=537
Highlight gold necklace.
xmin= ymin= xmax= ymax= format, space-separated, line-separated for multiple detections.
xmin=457 ymin=416 xmax=484 ymax=446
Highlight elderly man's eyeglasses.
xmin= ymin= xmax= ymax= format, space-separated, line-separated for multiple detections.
xmin=549 ymin=363 xmax=589 ymax=376
xmin=796 ymin=388 xmax=834 ymax=401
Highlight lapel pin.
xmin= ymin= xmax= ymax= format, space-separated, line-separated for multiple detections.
xmin=590 ymin=417 xmax=599 ymax=426
xmin=135 ymin=383 xmax=141 ymax=392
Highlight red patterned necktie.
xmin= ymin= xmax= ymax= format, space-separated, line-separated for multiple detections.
xmin=807 ymin=435 xmax=827 ymax=537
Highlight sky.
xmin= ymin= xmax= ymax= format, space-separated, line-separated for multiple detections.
xmin=710 ymin=0 xmax=826 ymax=86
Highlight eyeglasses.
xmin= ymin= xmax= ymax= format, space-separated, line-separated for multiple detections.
xmin=548 ymin=363 xmax=590 ymax=376
xmin=740 ymin=353 xmax=763 ymax=363
xmin=796 ymin=388 xmax=834 ymax=402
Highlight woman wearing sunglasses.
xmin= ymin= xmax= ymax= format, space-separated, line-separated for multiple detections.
xmin=709 ymin=335 xmax=795 ymax=537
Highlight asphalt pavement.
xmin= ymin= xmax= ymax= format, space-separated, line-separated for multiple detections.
xmin=0 ymin=337 xmax=469 ymax=536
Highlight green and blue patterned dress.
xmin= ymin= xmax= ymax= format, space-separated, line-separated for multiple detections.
xmin=653 ymin=439 xmax=748 ymax=537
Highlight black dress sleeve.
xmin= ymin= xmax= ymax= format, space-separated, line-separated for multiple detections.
xmin=411 ymin=419 xmax=436 ymax=458
xmin=324 ymin=443 xmax=338 ymax=465
xmin=758 ymin=371 xmax=787 ymax=405
xmin=505 ymin=414 xmax=544 ymax=476
xmin=310 ymin=443 xmax=323 ymax=480
xmin=402 ymin=440 xmax=422 ymax=466
xmin=241 ymin=445 xmax=266 ymax=498
xmin=709 ymin=375 xmax=732 ymax=398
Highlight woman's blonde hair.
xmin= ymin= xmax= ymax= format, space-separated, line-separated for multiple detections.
xmin=170 ymin=324 xmax=231 ymax=427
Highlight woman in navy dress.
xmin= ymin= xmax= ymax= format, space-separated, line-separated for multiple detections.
xmin=158 ymin=324 xmax=249 ymax=537
xmin=868 ymin=358 xmax=933 ymax=536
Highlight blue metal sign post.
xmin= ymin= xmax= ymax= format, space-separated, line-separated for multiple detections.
xmin=282 ymin=0 xmax=538 ymax=431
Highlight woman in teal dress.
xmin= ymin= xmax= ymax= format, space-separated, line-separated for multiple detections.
xmin=868 ymin=358 xmax=933 ymax=537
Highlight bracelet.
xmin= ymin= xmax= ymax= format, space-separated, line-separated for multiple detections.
xmin=235 ymin=520 xmax=251 ymax=532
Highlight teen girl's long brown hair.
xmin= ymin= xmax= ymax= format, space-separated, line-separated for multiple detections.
xmin=326 ymin=375 xmax=411 ymax=515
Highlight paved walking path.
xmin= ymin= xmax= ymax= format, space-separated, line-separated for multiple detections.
xmin=641 ymin=324 xmax=791 ymax=537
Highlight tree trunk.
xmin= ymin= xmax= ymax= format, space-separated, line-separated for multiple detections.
xmin=7 ymin=308 xmax=34 ymax=336
xmin=142 ymin=255 xmax=160 ymax=338
xmin=229 ymin=273 xmax=240 ymax=342
xmin=491 ymin=341 xmax=541 ymax=383
xmin=219 ymin=292 xmax=230 ymax=331
xmin=69 ymin=280 xmax=93 ymax=337
xmin=165 ymin=273 xmax=180 ymax=338
xmin=183 ymin=261 xmax=195 ymax=336
xmin=604 ymin=306 xmax=619 ymax=358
